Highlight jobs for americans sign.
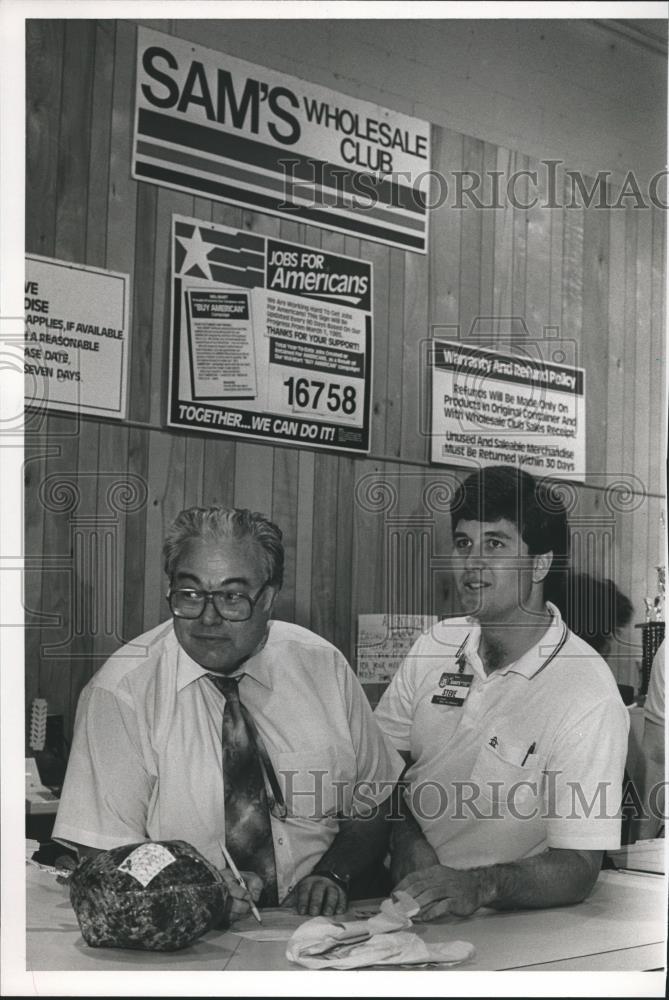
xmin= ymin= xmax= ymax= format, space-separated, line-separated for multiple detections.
xmin=133 ymin=27 xmax=431 ymax=253
xmin=168 ymin=214 xmax=373 ymax=454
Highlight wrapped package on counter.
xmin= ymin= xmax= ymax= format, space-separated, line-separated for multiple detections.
xmin=286 ymin=890 xmax=475 ymax=969
xmin=69 ymin=840 xmax=229 ymax=951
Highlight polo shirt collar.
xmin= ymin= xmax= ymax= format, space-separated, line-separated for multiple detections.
xmin=459 ymin=602 xmax=567 ymax=680
xmin=173 ymin=622 xmax=275 ymax=691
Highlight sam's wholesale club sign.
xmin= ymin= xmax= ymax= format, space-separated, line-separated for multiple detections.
xmin=133 ymin=27 xmax=431 ymax=252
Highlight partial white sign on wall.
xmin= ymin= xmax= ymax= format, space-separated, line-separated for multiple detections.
xmin=357 ymin=614 xmax=437 ymax=686
xmin=133 ymin=26 xmax=431 ymax=253
xmin=24 ymin=255 xmax=130 ymax=419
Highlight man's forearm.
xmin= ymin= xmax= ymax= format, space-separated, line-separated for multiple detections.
xmin=479 ymin=847 xmax=603 ymax=911
xmin=389 ymin=786 xmax=439 ymax=883
xmin=314 ymin=793 xmax=393 ymax=881
xmin=395 ymin=847 xmax=603 ymax=919
xmin=638 ymin=720 xmax=665 ymax=840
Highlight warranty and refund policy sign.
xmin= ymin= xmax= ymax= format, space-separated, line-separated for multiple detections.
xmin=133 ymin=26 xmax=431 ymax=253
xmin=430 ymin=340 xmax=586 ymax=481
xmin=168 ymin=214 xmax=373 ymax=453
xmin=24 ymin=255 xmax=130 ymax=419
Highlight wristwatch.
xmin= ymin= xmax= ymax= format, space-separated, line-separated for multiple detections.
xmin=310 ymin=868 xmax=350 ymax=892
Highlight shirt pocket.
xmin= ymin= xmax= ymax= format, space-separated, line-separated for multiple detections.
xmin=276 ymin=748 xmax=354 ymax=819
xmin=469 ymin=742 xmax=541 ymax=813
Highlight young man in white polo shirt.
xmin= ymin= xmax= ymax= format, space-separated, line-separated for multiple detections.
xmin=375 ymin=465 xmax=629 ymax=920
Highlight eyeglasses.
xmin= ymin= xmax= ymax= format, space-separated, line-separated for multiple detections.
xmin=168 ymin=580 xmax=271 ymax=622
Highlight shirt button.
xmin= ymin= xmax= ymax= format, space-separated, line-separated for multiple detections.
xmin=278 ymin=837 xmax=284 ymax=845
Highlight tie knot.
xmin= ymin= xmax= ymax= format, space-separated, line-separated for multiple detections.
xmin=207 ymin=673 xmax=240 ymax=700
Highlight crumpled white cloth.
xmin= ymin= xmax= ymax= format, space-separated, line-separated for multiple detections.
xmin=286 ymin=891 xmax=475 ymax=970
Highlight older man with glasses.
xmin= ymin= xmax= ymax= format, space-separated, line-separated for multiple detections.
xmin=54 ymin=506 xmax=403 ymax=918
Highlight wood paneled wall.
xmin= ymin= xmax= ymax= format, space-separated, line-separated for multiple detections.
xmin=25 ymin=20 xmax=666 ymax=740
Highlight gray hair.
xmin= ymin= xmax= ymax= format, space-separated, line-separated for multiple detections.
xmin=163 ymin=506 xmax=284 ymax=587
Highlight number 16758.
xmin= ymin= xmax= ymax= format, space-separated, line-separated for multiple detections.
xmin=283 ymin=376 xmax=357 ymax=416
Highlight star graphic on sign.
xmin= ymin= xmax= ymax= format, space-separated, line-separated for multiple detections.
xmin=176 ymin=227 xmax=213 ymax=280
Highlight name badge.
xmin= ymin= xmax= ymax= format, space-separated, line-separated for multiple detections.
xmin=431 ymin=671 xmax=473 ymax=707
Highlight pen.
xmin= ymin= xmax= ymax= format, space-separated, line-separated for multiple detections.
xmin=521 ymin=742 xmax=536 ymax=766
xmin=221 ymin=844 xmax=262 ymax=924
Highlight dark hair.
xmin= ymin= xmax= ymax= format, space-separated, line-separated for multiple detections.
xmin=449 ymin=466 xmax=570 ymax=595
xmin=559 ymin=572 xmax=633 ymax=654
xmin=163 ymin=506 xmax=284 ymax=587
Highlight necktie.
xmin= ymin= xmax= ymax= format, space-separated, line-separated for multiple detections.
xmin=207 ymin=674 xmax=279 ymax=907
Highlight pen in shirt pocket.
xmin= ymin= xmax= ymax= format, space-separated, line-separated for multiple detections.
xmin=521 ymin=742 xmax=536 ymax=766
